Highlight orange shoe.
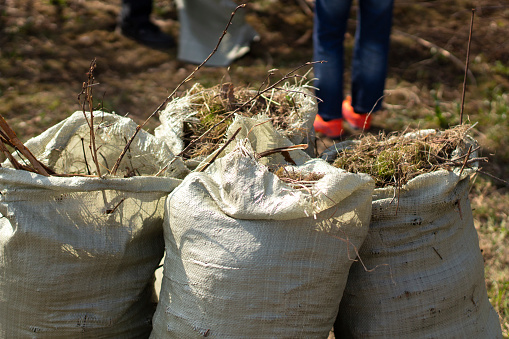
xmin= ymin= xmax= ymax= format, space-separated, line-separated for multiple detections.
xmin=342 ymin=96 xmax=372 ymax=130
xmin=313 ymin=114 xmax=344 ymax=138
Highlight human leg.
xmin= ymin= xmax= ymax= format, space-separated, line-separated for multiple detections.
xmin=120 ymin=0 xmax=153 ymax=27
xmin=119 ymin=0 xmax=175 ymax=49
xmin=313 ymin=0 xmax=353 ymax=121
xmin=350 ymin=0 xmax=394 ymax=114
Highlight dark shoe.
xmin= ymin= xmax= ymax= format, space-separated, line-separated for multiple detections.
xmin=120 ymin=21 xmax=176 ymax=49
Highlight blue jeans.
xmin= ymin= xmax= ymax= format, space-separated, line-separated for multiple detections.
xmin=313 ymin=0 xmax=394 ymax=120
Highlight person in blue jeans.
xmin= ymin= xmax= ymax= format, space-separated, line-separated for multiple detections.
xmin=313 ymin=0 xmax=394 ymax=138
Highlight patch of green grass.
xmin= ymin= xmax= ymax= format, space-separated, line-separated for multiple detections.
xmin=487 ymin=280 xmax=509 ymax=337
xmin=470 ymin=176 xmax=509 ymax=336
xmin=493 ymin=61 xmax=509 ymax=77
xmin=432 ymin=90 xmax=450 ymax=129
xmin=474 ymin=87 xmax=509 ymax=159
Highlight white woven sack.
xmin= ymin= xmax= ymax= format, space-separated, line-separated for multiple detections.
xmin=153 ymin=114 xmax=313 ymax=302
xmin=0 ymin=112 xmax=184 ymax=338
xmin=328 ymin=134 xmax=503 ymax=338
xmin=175 ymin=0 xmax=258 ymax=67
xmin=154 ymin=83 xmax=318 ymax=163
xmin=151 ymin=140 xmax=375 ymax=338
xmin=195 ymin=113 xmax=314 ymax=172
xmin=16 ymin=110 xmax=189 ymax=178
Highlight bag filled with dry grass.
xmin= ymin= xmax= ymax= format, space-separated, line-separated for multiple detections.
xmin=323 ymin=126 xmax=503 ymax=338
xmin=0 ymin=111 xmax=185 ymax=338
xmin=154 ymin=82 xmax=317 ymax=170
xmin=151 ymin=120 xmax=374 ymax=338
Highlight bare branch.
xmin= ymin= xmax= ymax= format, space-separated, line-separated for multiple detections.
xmin=111 ymin=4 xmax=248 ymax=176
xmin=198 ymin=127 xmax=242 ymax=172
xmin=78 ymin=58 xmax=102 ymax=176
xmin=178 ymin=61 xmax=322 ymax=158
xmin=256 ymin=144 xmax=308 ymax=159
xmin=0 ymin=115 xmax=49 ymax=176
xmin=460 ymin=9 xmax=475 ymax=124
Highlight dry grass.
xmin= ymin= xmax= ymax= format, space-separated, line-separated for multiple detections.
xmin=181 ymin=84 xmax=298 ymax=159
xmin=332 ymin=125 xmax=481 ymax=188
xmin=273 ymin=166 xmax=325 ymax=189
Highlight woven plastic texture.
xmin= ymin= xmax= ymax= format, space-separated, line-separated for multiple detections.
xmin=0 ymin=112 xmax=183 ymax=338
xmin=331 ymin=134 xmax=503 ymax=338
xmin=151 ymin=139 xmax=375 ymax=338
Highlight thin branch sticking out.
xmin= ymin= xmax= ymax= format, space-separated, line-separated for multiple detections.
xmin=111 ymin=5 xmax=248 ymax=176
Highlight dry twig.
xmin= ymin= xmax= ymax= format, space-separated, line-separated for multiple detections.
xmin=77 ymin=58 xmax=102 ymax=176
xmin=111 ymin=5 xmax=248 ymax=175
xmin=460 ymin=9 xmax=475 ymax=124
xmin=0 ymin=115 xmax=50 ymax=176
xmin=198 ymin=127 xmax=242 ymax=173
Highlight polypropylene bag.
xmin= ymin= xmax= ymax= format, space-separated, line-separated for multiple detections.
xmin=151 ymin=130 xmax=375 ymax=338
xmin=175 ymin=0 xmax=258 ymax=67
xmin=326 ymin=133 xmax=503 ymax=338
xmin=18 ymin=111 xmax=188 ymax=178
xmin=0 ymin=112 xmax=184 ymax=338
xmin=154 ymin=83 xmax=318 ymax=166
